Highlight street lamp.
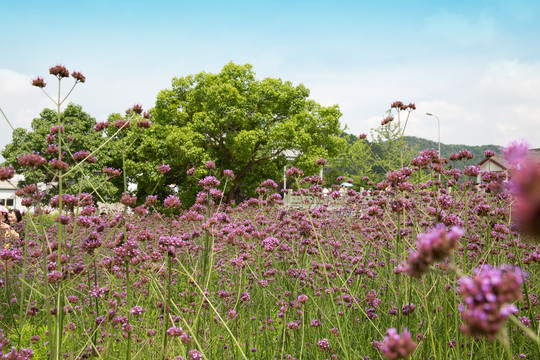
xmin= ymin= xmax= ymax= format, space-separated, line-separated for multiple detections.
xmin=426 ymin=113 xmax=441 ymax=156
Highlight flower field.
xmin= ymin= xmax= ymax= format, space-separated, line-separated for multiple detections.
xmin=2 ymin=151 xmax=540 ymax=359
xmin=1 ymin=65 xmax=540 ymax=360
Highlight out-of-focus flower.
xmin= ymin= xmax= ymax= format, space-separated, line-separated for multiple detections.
xmin=163 ymin=195 xmax=181 ymax=209
xmin=145 ymin=195 xmax=157 ymax=206
xmin=120 ymin=193 xmax=137 ymax=207
xmin=73 ymin=150 xmax=97 ymax=163
xmin=113 ymin=119 xmax=130 ymax=130
xmin=0 ymin=165 xmax=15 ymax=181
xmin=317 ymin=338 xmax=330 ymax=351
xmin=484 ymin=150 xmax=496 ymax=158
xmin=405 ymin=224 xmax=464 ymax=278
xmin=158 ymin=163 xmax=171 ymax=174
xmin=45 ymin=144 xmax=59 ymax=155
xmin=166 ymin=326 xmax=183 ymax=337
xmin=50 ymin=159 xmax=69 ymax=171
xmin=459 ymin=265 xmax=523 ymax=340
xmin=379 ymin=328 xmax=417 ymax=359
xmin=205 ymin=161 xmax=216 ymax=169
xmin=17 ymin=152 xmax=47 ymax=168
xmin=199 ymin=176 xmax=220 ymax=190
xmin=509 ymin=161 xmax=540 ymax=236
xmin=49 ymin=125 xmax=64 ymax=135
xmin=359 ymin=133 xmax=367 ymax=139
xmin=316 ymin=158 xmax=327 ymax=166
xmin=94 ymin=121 xmax=109 ymax=132
xmin=136 ymin=120 xmax=151 ymax=129
xmin=223 ymin=169 xmax=234 ymax=178
xmin=102 ymin=167 xmax=121 ymax=177
xmin=133 ymin=205 xmax=148 ymax=215
xmin=188 ymin=349 xmax=203 ymax=360
xmin=286 ymin=167 xmax=303 ymax=177
xmin=501 ymin=140 xmax=529 ymax=167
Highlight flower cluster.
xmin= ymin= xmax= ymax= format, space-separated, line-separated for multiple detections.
xmin=163 ymin=195 xmax=181 ymax=209
xmin=120 ymin=193 xmax=137 ymax=207
xmin=158 ymin=163 xmax=171 ymax=174
xmin=17 ymin=152 xmax=47 ymax=168
xmin=94 ymin=121 xmax=109 ymax=132
xmin=405 ymin=224 xmax=464 ymax=278
xmin=381 ymin=116 xmax=394 ymax=126
xmin=0 ymin=165 xmax=15 ymax=181
xmin=379 ymin=328 xmax=417 ymax=359
xmin=49 ymin=64 xmax=70 ymax=78
xmin=502 ymin=140 xmax=540 ymax=236
xmin=31 ymin=76 xmax=46 ymax=88
xmin=73 ymin=150 xmax=97 ymax=163
xmin=102 ymin=167 xmax=122 ymax=177
xmin=390 ymin=101 xmax=415 ymax=111
xmin=113 ymin=119 xmax=130 ymax=130
xmin=199 ymin=176 xmax=220 ymax=190
xmin=459 ymin=265 xmax=523 ymax=340
xmin=71 ymin=71 xmax=86 ymax=83
xmin=50 ymin=159 xmax=69 ymax=171
xmin=316 ymin=158 xmax=327 ymax=166
xmin=286 ymin=167 xmax=303 ymax=177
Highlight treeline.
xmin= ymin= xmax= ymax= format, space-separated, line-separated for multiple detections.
xmin=322 ymin=130 xmax=501 ymax=188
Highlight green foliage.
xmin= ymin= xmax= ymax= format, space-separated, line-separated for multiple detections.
xmin=370 ymin=120 xmax=418 ymax=175
xmin=325 ymin=133 xmax=376 ymax=188
xmin=1 ymin=103 xmax=119 ymax=201
xmin=134 ymin=62 xmax=343 ymax=205
xmin=404 ymin=136 xmax=500 ymax=169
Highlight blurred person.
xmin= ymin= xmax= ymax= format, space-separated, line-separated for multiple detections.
xmin=1 ymin=209 xmax=22 ymax=240
xmin=0 ymin=205 xmax=7 ymax=223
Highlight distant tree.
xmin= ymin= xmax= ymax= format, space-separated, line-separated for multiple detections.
xmin=370 ymin=113 xmax=417 ymax=175
xmin=131 ymin=62 xmax=344 ymax=205
xmin=325 ymin=135 xmax=376 ymax=188
xmin=2 ymin=103 xmax=119 ymax=201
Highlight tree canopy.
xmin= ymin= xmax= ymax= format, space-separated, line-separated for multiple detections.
xmin=1 ymin=103 xmax=122 ymax=202
xmin=130 ymin=62 xmax=344 ymax=204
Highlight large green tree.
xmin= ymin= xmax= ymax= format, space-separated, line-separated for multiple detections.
xmin=131 ymin=62 xmax=344 ymax=204
xmin=2 ymin=103 xmax=120 ymax=201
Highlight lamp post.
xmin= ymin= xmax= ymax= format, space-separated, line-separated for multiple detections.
xmin=426 ymin=113 xmax=441 ymax=156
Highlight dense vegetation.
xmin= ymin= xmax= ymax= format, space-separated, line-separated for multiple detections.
xmin=1 ymin=64 xmax=538 ymax=360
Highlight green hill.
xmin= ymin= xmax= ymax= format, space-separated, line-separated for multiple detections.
xmin=404 ymin=136 xmax=501 ymax=164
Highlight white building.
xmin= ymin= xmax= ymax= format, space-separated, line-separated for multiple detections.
xmin=477 ymin=149 xmax=540 ymax=183
xmin=0 ymin=174 xmax=24 ymax=209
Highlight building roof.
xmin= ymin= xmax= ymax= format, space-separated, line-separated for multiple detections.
xmin=477 ymin=148 xmax=540 ymax=171
xmin=477 ymin=155 xmax=510 ymax=170
xmin=0 ymin=179 xmax=19 ymax=190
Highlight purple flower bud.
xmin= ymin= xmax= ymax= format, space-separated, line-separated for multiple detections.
xmin=31 ymin=76 xmax=46 ymax=88
xmin=71 ymin=71 xmax=85 ymax=83
xmin=49 ymin=64 xmax=69 ymax=78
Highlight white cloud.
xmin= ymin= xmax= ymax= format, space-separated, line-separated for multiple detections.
xmin=2 ymin=56 xmax=540 ymax=166
xmin=478 ymin=60 xmax=540 ymax=101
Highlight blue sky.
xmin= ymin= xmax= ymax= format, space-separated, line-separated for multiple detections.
xmin=2 ymin=0 xmax=540 ymax=157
